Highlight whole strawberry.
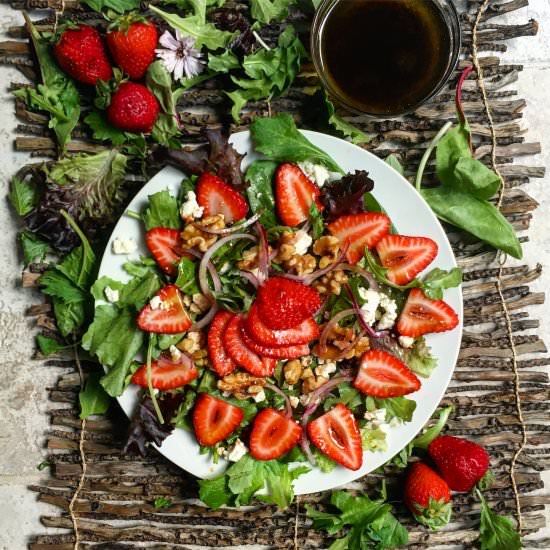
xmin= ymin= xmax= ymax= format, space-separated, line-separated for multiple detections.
xmin=53 ymin=25 xmax=112 ymax=85
xmin=107 ymin=82 xmax=159 ymax=133
xmin=107 ymin=15 xmax=158 ymax=79
xmin=404 ymin=462 xmax=452 ymax=530
xmin=428 ymin=435 xmax=490 ymax=492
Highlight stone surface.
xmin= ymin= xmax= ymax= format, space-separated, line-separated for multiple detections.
xmin=0 ymin=2 xmax=549 ymax=548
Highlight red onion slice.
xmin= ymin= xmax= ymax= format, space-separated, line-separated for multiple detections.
xmin=238 ymin=270 xmax=260 ymax=288
xmin=340 ymin=263 xmax=379 ymax=291
xmin=190 ymin=302 xmax=219 ymax=331
xmin=193 ymin=212 xmax=261 ymax=235
xmin=264 ymin=382 xmax=293 ymax=418
xmin=255 ymin=222 xmax=270 ymax=284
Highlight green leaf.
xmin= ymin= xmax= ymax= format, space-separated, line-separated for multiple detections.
xmin=385 ymin=154 xmax=405 ymax=176
xmin=421 ymin=186 xmax=522 ymax=259
xmin=53 ymin=300 xmax=87 ymax=338
xmin=9 ymin=178 xmax=39 ymax=216
xmin=82 ymin=306 xmax=145 ymax=396
xmin=36 ymin=334 xmax=65 ymax=357
xmin=15 ymin=15 xmax=80 ymax=150
xmin=37 ymin=460 xmax=52 ymax=471
xmin=309 ymin=202 xmax=324 ymax=240
xmin=435 ymin=124 xmax=471 ymax=187
xmin=361 ymin=426 xmax=388 ymax=452
xmin=198 ymin=475 xmax=232 ymax=509
xmin=40 ymin=270 xmax=87 ymax=304
xmin=324 ymin=91 xmax=372 ymax=145
xmin=150 ymin=6 xmax=234 ymax=50
xmin=81 ymin=0 xmax=139 ymax=13
xmin=20 ymin=231 xmax=49 ymax=266
xmin=84 ymin=111 xmax=137 ymax=146
xmin=208 ymin=51 xmax=240 ymax=73
xmin=79 ymin=371 xmax=111 ymax=419
xmin=453 ymin=157 xmax=501 ymax=200
xmin=143 ymin=189 xmax=182 ymax=231
xmin=323 ymin=383 xmax=362 ymax=411
xmin=402 ymin=337 xmax=438 ymax=378
xmin=250 ymin=0 xmax=296 ymax=23
xmin=175 ymin=257 xmax=200 ymax=295
xmin=374 ymin=397 xmax=417 ymax=422
xmin=420 ymin=267 xmax=462 ymax=300
xmin=331 ymin=491 xmax=391 ymax=527
xmin=477 ymin=490 xmax=521 ymax=550
xmin=245 ymin=160 xmax=278 ymax=229
xmin=251 ymin=114 xmax=343 ymax=173
xmin=314 ymin=450 xmax=337 ymax=473
xmin=413 ymin=406 xmax=453 ymax=449
xmin=48 ymin=151 xmax=128 ymax=224
xmin=367 ymin=511 xmax=409 ymax=548
xmin=153 ymin=497 xmax=173 ymax=509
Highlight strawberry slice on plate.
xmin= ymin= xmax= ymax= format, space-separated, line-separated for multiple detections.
xmin=256 ymin=277 xmax=322 ymax=330
xmin=223 ymin=315 xmax=277 ymax=377
xmin=275 ymin=163 xmax=322 ymax=227
xmin=249 ymin=408 xmax=302 ymax=460
xmin=137 ymin=284 xmax=192 ymax=334
xmin=245 ymin=303 xmax=320 ymax=346
xmin=132 ymin=352 xmax=198 ymax=390
xmin=328 ymin=212 xmax=391 ymax=264
xmin=208 ymin=310 xmax=237 ymax=377
xmin=145 ymin=227 xmax=183 ymax=276
xmin=192 ymin=394 xmax=244 ymax=446
xmin=307 ymin=403 xmax=363 ymax=471
xmin=397 ymin=288 xmax=459 ymax=337
xmin=240 ymin=323 xmax=310 ymax=359
xmin=376 ymin=234 xmax=438 ymax=285
xmin=196 ymin=172 xmax=248 ymax=224
xmin=354 ymin=349 xmax=421 ymax=398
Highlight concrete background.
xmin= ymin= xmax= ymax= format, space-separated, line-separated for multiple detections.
xmin=0 ymin=1 xmax=548 ymax=548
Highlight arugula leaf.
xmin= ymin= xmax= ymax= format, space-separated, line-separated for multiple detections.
xmin=385 ymin=154 xmax=405 ymax=176
xmin=413 ymin=406 xmax=453 ymax=449
xmin=143 ymin=189 xmax=182 ymax=231
xmin=199 ymin=475 xmax=232 ymax=508
xmin=79 ymin=371 xmax=111 ymax=419
xmin=81 ymin=0 xmax=139 ymax=13
xmin=208 ymin=51 xmax=240 ymax=73
xmin=53 ymin=300 xmax=87 ymax=338
xmin=250 ymin=0 xmax=296 ymax=23
xmin=477 ymin=489 xmax=521 ymax=550
xmin=402 ymin=337 xmax=438 ymax=378
xmin=258 ymin=462 xmax=311 ymax=508
xmin=374 ymin=397 xmax=417 ymax=422
xmin=150 ymin=6 xmax=234 ymax=50
xmin=323 ymin=91 xmax=372 ymax=145
xmin=15 ymin=15 xmax=80 ymax=149
xmin=251 ymin=114 xmax=343 ymax=173
xmin=421 ymin=267 xmax=462 ymax=300
xmin=245 ymin=160 xmax=278 ymax=229
xmin=20 ymin=231 xmax=50 ymax=266
xmin=309 ymin=202 xmax=324 ymax=239
xmin=323 ymin=383 xmax=363 ymax=411
xmin=9 ymin=178 xmax=39 ymax=216
xmin=36 ymin=334 xmax=65 ymax=357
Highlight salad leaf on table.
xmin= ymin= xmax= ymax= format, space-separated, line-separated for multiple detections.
xmin=476 ymin=489 xmax=521 ymax=550
xmin=79 ymin=371 xmax=111 ymax=419
xmin=36 ymin=334 xmax=66 ymax=357
xmin=9 ymin=177 xmax=39 ymax=217
xmin=20 ymin=231 xmax=50 ymax=267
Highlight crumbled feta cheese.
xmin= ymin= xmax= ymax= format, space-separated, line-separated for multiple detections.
xmin=398 ymin=335 xmax=415 ymax=349
xmin=149 ymin=296 xmax=165 ymax=310
xmin=299 ymin=394 xmax=311 ymax=407
xmin=217 ymin=446 xmax=226 ymax=456
xmin=104 ymin=286 xmax=119 ymax=303
xmin=289 ymin=396 xmax=300 ymax=408
xmin=180 ymin=190 xmax=204 ymax=220
xmin=298 ymin=161 xmax=331 ymax=188
xmin=112 ymin=237 xmax=137 ymax=255
xmin=222 ymin=391 xmax=231 ymax=398
xmin=363 ymin=408 xmax=390 ymax=433
xmin=359 ymin=288 xmax=381 ymax=325
xmin=293 ymin=230 xmax=313 ymax=255
xmin=253 ymin=389 xmax=266 ymax=403
xmin=169 ymin=345 xmax=182 ymax=362
xmin=377 ymin=294 xmax=398 ymax=330
xmin=389 ymin=416 xmax=403 ymax=428
xmin=315 ymin=361 xmax=337 ymax=378
xmin=226 ymin=439 xmax=248 ymax=462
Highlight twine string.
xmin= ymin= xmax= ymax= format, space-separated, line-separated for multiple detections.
xmin=52 ymin=0 xmax=66 ymax=36
xmin=471 ymin=0 xmax=527 ymax=532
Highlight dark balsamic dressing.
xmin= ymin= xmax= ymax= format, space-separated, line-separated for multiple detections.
xmin=320 ymin=0 xmax=452 ymax=115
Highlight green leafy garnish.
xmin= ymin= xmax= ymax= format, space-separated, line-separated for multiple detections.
xmin=476 ymin=489 xmax=521 ymax=550
xmin=79 ymin=371 xmax=111 ymax=419
xmin=374 ymin=397 xmax=417 ymax=422
xmin=84 ymin=111 xmax=138 ymax=146
xmin=36 ymin=334 xmax=65 ymax=357
xmin=251 ymin=113 xmax=343 ymax=173
xmin=402 ymin=337 xmax=438 ymax=378
xmin=9 ymin=177 xmax=39 ymax=216
xmin=385 ymin=154 xmax=405 ymax=176
xmin=413 ymin=406 xmax=453 ymax=449
xmin=153 ymin=496 xmax=173 ymax=509
xmin=14 ymin=15 xmax=80 ymax=150
xmin=309 ymin=202 xmax=324 ymax=240
xmin=175 ymin=257 xmax=200 ymax=295
xmin=245 ymin=160 xmax=278 ymax=229
xmin=142 ymin=189 xmax=182 ymax=231
xmin=37 ymin=460 xmax=52 ymax=471
xmin=323 ymin=91 xmax=372 ymax=145
xmin=81 ymin=0 xmax=139 ymax=13
xmin=20 ymin=231 xmax=50 ymax=266
xmin=250 ymin=0 xmax=296 ymax=23
xmin=207 ymin=51 xmax=240 ymax=73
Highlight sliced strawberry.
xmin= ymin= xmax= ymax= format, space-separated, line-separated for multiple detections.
xmin=137 ymin=284 xmax=192 ymax=334
xmin=328 ymin=212 xmax=391 ymax=264
xmin=354 ymin=349 xmax=421 ymax=397
xmin=223 ymin=315 xmax=277 ymax=377
xmin=240 ymin=322 xmax=310 ymax=359
xmin=376 ymin=234 xmax=438 ymax=285
xmin=132 ymin=352 xmax=198 ymax=390
xmin=397 ymin=288 xmax=459 ymax=337
xmin=249 ymin=408 xmax=302 ymax=460
xmin=275 ymin=163 xmax=322 ymax=227
xmin=245 ymin=303 xmax=320 ymax=346
xmin=208 ymin=311 xmax=237 ymax=377
xmin=196 ymin=172 xmax=248 ymax=224
xmin=145 ymin=227 xmax=183 ymax=276
xmin=256 ymin=277 xmax=322 ymax=330
xmin=307 ymin=403 xmax=363 ymax=471
xmin=192 ymin=394 xmax=244 ymax=447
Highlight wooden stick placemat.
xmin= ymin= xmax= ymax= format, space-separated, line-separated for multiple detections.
xmin=2 ymin=0 xmax=549 ymax=547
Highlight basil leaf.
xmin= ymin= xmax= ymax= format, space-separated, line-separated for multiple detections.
xmin=251 ymin=114 xmax=343 ymax=173
xmin=250 ymin=0 xmax=296 ymax=23
xmin=421 ymin=267 xmax=462 ymax=300
xmin=245 ymin=160 xmax=278 ymax=229
xmin=421 ymin=187 xmax=522 ymax=259
xmin=9 ymin=178 xmax=39 ymax=216
xmin=79 ymin=371 xmax=111 ymax=419
xmin=20 ymin=231 xmax=49 ymax=266
xmin=143 ymin=189 xmax=182 ymax=230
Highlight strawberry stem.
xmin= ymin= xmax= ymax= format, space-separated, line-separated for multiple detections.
xmin=146 ymin=335 xmax=164 ymax=424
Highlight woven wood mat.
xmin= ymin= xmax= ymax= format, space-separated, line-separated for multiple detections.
xmin=2 ymin=0 xmax=549 ymax=548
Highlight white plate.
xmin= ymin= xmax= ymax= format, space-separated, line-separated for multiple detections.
xmin=98 ymin=130 xmax=463 ymax=495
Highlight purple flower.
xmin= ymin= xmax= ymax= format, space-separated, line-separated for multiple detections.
xmin=155 ymin=30 xmax=206 ymax=81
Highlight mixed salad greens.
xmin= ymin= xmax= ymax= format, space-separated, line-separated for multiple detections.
xmin=80 ymin=114 xmax=461 ymax=507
